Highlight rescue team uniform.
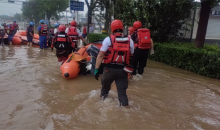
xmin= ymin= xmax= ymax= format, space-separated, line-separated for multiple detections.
xmin=26 ymin=25 xmax=34 ymax=42
xmin=38 ymin=24 xmax=49 ymax=49
xmin=52 ymin=32 xmax=71 ymax=64
xmin=66 ymin=26 xmax=82 ymax=54
xmin=8 ymin=24 xmax=14 ymax=42
xmin=100 ymin=35 xmax=134 ymax=106
xmin=13 ymin=22 xmax=19 ymax=34
xmin=131 ymin=22 xmax=152 ymax=75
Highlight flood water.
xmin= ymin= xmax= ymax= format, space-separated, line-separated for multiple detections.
xmin=0 ymin=45 xmax=220 ymax=130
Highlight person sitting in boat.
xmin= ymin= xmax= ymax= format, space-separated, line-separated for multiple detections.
xmin=26 ymin=22 xmax=34 ymax=46
xmin=51 ymin=25 xmax=72 ymax=65
xmin=66 ymin=20 xmax=86 ymax=54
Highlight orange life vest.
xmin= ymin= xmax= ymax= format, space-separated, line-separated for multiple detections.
xmin=67 ymin=26 xmax=79 ymax=48
xmin=136 ymin=28 xmax=151 ymax=49
xmin=103 ymin=35 xmax=130 ymax=66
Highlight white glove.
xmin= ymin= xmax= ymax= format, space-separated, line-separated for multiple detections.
xmin=150 ymin=49 xmax=154 ymax=55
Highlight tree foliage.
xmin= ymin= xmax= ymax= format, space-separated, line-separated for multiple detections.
xmin=93 ymin=0 xmax=114 ymax=32
xmin=22 ymin=0 xmax=69 ymax=26
xmin=114 ymin=0 xmax=193 ymax=42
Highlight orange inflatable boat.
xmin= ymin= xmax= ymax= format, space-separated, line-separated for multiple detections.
xmin=60 ymin=40 xmax=133 ymax=79
xmin=12 ymin=37 xmax=22 ymax=45
xmin=60 ymin=47 xmax=89 ymax=79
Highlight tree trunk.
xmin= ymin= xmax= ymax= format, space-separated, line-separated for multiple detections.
xmin=48 ymin=16 xmax=51 ymax=26
xmin=195 ymin=0 xmax=211 ymax=48
xmin=87 ymin=7 xmax=92 ymax=32
xmin=104 ymin=1 xmax=110 ymax=33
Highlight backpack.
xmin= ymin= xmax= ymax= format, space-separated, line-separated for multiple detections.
xmin=40 ymin=24 xmax=48 ymax=35
xmin=137 ymin=28 xmax=151 ymax=49
xmin=54 ymin=34 xmax=69 ymax=49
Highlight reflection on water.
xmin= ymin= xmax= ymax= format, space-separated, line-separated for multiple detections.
xmin=0 ymin=45 xmax=220 ymax=129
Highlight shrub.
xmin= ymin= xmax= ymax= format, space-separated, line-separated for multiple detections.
xmin=149 ymin=42 xmax=220 ymax=78
xmin=88 ymin=33 xmax=109 ymax=43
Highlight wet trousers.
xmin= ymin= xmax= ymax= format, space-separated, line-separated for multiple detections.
xmin=39 ymin=35 xmax=47 ymax=49
xmin=132 ymin=48 xmax=149 ymax=75
xmin=101 ymin=67 xmax=128 ymax=106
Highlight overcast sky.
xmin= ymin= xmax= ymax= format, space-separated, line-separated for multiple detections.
xmin=0 ymin=0 xmax=88 ymax=16
xmin=0 ymin=0 xmax=201 ymax=17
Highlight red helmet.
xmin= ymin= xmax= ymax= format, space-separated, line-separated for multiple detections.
xmin=70 ymin=20 xmax=76 ymax=26
xmin=128 ymin=27 xmax=135 ymax=34
xmin=133 ymin=21 xmax=142 ymax=30
xmin=59 ymin=25 xmax=66 ymax=32
xmin=111 ymin=19 xmax=123 ymax=33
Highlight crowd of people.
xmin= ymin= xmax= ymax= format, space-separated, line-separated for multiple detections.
xmin=1 ymin=18 xmax=154 ymax=108
xmin=0 ymin=20 xmax=19 ymax=45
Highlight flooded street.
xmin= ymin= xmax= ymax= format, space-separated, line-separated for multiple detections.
xmin=0 ymin=45 xmax=220 ymax=130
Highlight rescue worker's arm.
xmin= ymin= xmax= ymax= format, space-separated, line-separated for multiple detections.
xmin=95 ymin=51 xmax=105 ymax=69
xmin=150 ymin=39 xmax=154 ymax=55
xmin=94 ymin=51 xmax=105 ymax=80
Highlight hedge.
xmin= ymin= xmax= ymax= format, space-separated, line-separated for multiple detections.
xmin=88 ymin=33 xmax=109 ymax=43
xmin=149 ymin=42 xmax=220 ymax=79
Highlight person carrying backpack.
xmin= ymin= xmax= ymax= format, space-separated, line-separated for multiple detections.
xmin=66 ymin=20 xmax=86 ymax=54
xmin=51 ymin=25 xmax=72 ymax=65
xmin=94 ymin=19 xmax=134 ymax=107
xmin=38 ymin=20 xmax=49 ymax=49
xmin=131 ymin=21 xmax=154 ymax=78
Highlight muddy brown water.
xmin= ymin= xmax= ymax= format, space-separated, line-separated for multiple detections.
xmin=0 ymin=45 xmax=220 ymax=130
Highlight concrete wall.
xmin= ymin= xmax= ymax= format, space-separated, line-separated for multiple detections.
xmin=186 ymin=7 xmax=220 ymax=39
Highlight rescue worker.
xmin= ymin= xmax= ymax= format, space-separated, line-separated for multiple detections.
xmin=66 ymin=20 xmax=86 ymax=53
xmin=48 ymin=28 xmax=54 ymax=47
xmin=38 ymin=20 xmax=49 ymax=49
xmin=51 ymin=25 xmax=72 ymax=65
xmin=26 ymin=22 xmax=34 ymax=46
xmin=128 ymin=27 xmax=135 ymax=36
xmin=13 ymin=20 xmax=19 ymax=34
xmin=131 ymin=21 xmax=154 ymax=78
xmin=54 ymin=23 xmax=59 ymax=35
xmin=8 ymin=23 xmax=14 ymax=45
xmin=94 ymin=19 xmax=134 ymax=107
xmin=0 ymin=23 xmax=6 ymax=45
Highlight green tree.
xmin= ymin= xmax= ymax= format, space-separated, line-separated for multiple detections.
xmin=22 ymin=0 xmax=69 ymax=26
xmin=93 ymin=0 xmax=113 ymax=32
xmin=195 ymin=0 xmax=220 ymax=48
xmin=114 ymin=0 xmax=193 ymax=42
xmin=14 ymin=13 xmax=24 ymax=22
